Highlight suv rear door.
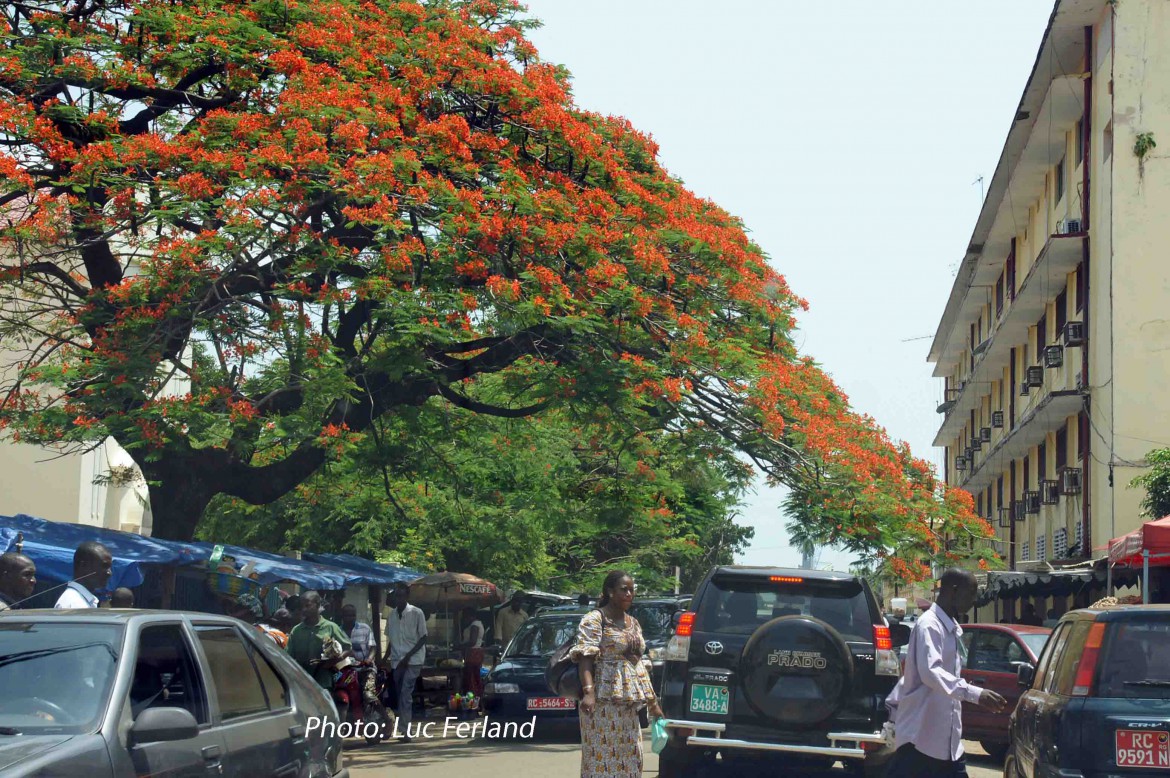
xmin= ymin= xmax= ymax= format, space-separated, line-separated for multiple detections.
xmin=683 ymin=573 xmax=888 ymax=735
xmin=1077 ymin=613 xmax=1170 ymax=775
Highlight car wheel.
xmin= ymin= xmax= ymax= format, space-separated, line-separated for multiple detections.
xmin=981 ymin=740 xmax=1008 ymax=763
xmin=1004 ymin=749 xmax=1022 ymax=778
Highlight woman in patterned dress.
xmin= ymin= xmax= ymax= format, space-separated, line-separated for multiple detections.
xmin=571 ymin=570 xmax=664 ymax=778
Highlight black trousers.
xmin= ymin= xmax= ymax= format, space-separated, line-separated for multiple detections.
xmin=885 ymin=743 xmax=968 ymax=778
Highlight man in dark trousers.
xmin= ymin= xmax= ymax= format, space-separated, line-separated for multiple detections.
xmin=885 ymin=568 xmax=1008 ymax=777
xmin=0 ymin=552 xmax=36 ymax=610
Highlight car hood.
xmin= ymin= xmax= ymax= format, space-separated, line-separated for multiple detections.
xmin=0 ymin=734 xmax=76 ymax=772
xmin=488 ymin=657 xmax=551 ymax=690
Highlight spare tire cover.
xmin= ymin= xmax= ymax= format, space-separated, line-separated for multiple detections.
xmin=739 ymin=615 xmax=854 ymax=726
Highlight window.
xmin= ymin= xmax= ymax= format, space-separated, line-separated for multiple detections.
xmin=1056 ymin=425 xmax=1069 ymax=469
xmin=1038 ymin=441 xmax=1047 ymax=480
xmin=194 ymin=626 xmax=272 ymax=720
xmin=1006 ymin=249 xmax=1017 ymax=301
xmin=1037 ymin=312 xmax=1047 ymax=352
xmin=1038 ymin=534 xmax=1047 ymax=562
xmin=698 ymin=577 xmax=872 ymax=642
xmin=1056 ymin=288 xmax=1068 ymax=335
xmin=996 ymin=272 xmax=1005 ymax=317
xmin=1055 ymin=158 xmax=1065 ymax=203
xmin=250 ymin=642 xmax=290 ymax=710
xmin=1076 ymin=119 xmax=1085 ymax=166
xmin=1022 ymin=542 xmax=1031 ymax=561
xmin=1054 ymin=527 xmax=1069 ymax=560
xmin=1097 ymin=619 xmax=1170 ymax=698
xmin=967 ymin=629 xmax=1030 ymax=674
xmin=506 ymin=618 xmax=579 ymax=658
xmin=1075 ymin=521 xmax=1083 ymax=552
xmin=1031 ymin=622 xmax=1067 ymax=691
xmin=1040 ymin=622 xmax=1073 ymax=693
xmin=1078 ymin=412 xmax=1086 ymax=458
xmin=131 ymin=624 xmax=209 ymax=724
xmin=1052 ymin=622 xmax=1091 ymax=695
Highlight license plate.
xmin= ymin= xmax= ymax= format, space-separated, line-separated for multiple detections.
xmin=688 ymin=683 xmax=729 ymax=715
xmin=527 ymin=697 xmax=576 ymax=710
xmin=1116 ymin=729 xmax=1170 ymax=769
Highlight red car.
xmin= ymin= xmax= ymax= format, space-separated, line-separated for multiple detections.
xmin=958 ymin=623 xmax=1051 ymax=761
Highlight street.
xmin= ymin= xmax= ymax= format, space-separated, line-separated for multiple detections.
xmin=343 ymin=733 xmax=1004 ymax=777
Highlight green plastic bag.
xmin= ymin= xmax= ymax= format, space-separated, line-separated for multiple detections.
xmin=651 ymin=717 xmax=668 ymax=755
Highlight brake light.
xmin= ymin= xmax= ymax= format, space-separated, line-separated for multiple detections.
xmin=770 ymin=575 xmax=804 ymax=583
xmin=873 ymin=623 xmax=900 ymax=676
xmin=676 ymin=612 xmax=696 ymax=637
xmin=873 ymin=624 xmax=892 ymax=651
xmin=1071 ymin=622 xmax=1106 ymax=696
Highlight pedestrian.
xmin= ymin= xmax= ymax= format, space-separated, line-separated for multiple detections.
xmin=0 ymin=552 xmax=36 ymax=610
xmin=884 ymin=568 xmax=1007 ymax=778
xmin=54 ymin=541 xmax=112 ymax=609
xmin=1043 ymin=608 xmax=1060 ymax=628
xmin=286 ymin=591 xmax=351 ymax=689
xmin=270 ymin=607 xmax=294 ymax=633
xmin=385 ymin=581 xmax=427 ymax=742
xmin=572 ymin=570 xmax=663 ymax=778
xmin=110 ymin=587 xmax=135 ymax=608
xmin=1019 ymin=602 xmax=1043 ymax=626
xmin=340 ymin=603 xmax=389 ymax=718
xmin=495 ymin=593 xmax=528 ymax=645
xmin=458 ymin=606 xmax=485 ymax=697
xmin=230 ymin=592 xmax=288 ymax=647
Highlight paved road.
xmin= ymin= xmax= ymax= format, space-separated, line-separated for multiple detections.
xmin=344 ymin=732 xmax=1004 ymax=777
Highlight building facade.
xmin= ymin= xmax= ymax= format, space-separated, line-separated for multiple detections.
xmin=929 ymin=0 xmax=1170 ymax=589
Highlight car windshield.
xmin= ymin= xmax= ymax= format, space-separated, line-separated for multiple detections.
xmin=1097 ymin=618 xmax=1170 ymax=699
xmin=630 ymin=603 xmax=676 ymax=642
xmin=1020 ymin=632 xmax=1050 ymax=658
xmin=697 ymin=577 xmax=874 ymax=642
xmin=505 ymin=617 xmax=580 ymax=658
xmin=0 ymin=621 xmax=122 ymax=735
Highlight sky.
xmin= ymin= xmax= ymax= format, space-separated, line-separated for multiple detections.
xmin=522 ymin=1 xmax=1057 ymax=572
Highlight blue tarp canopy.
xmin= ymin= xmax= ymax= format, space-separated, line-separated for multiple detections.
xmin=302 ymin=552 xmax=419 ymax=585
xmin=0 ymin=513 xmax=203 ymax=590
xmin=0 ymin=514 xmax=420 ymax=592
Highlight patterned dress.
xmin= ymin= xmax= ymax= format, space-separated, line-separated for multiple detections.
xmin=570 ymin=609 xmax=657 ymax=778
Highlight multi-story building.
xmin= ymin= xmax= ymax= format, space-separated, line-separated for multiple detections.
xmin=929 ymin=0 xmax=1170 ymax=596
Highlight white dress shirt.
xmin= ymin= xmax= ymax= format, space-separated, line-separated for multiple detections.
xmin=885 ymin=603 xmax=986 ymax=761
xmin=54 ymin=581 xmax=99 ymax=609
xmin=386 ymin=603 xmax=428 ymax=666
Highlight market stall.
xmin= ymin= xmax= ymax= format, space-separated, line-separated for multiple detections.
xmin=1107 ymin=516 xmax=1170 ymax=603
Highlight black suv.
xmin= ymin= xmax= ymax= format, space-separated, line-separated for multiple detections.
xmin=1006 ymin=605 xmax=1170 ymax=778
xmin=658 ymin=566 xmax=902 ymax=776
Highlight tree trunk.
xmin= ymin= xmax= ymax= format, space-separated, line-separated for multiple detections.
xmin=144 ymin=462 xmax=217 ymax=541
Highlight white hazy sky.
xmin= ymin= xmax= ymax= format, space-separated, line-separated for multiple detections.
xmin=523 ymin=1 xmax=1055 ymax=571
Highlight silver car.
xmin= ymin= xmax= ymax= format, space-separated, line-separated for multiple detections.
xmin=0 ymin=610 xmax=349 ymax=777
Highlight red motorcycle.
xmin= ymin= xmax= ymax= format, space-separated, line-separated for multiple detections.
xmin=323 ymin=640 xmax=392 ymax=745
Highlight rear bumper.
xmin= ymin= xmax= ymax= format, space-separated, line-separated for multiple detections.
xmin=661 ymin=718 xmax=887 ymax=760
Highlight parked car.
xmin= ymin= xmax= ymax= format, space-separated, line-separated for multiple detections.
xmin=634 ymin=597 xmax=691 ymax=693
xmin=956 ymin=623 xmax=1050 ymax=761
xmin=658 ymin=566 xmax=904 ymax=777
xmin=0 ymin=609 xmax=348 ymax=777
xmin=1006 ymin=604 xmax=1170 ymax=778
xmin=483 ymin=611 xmax=585 ymax=731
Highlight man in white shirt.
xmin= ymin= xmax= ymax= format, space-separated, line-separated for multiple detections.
xmin=385 ymin=581 xmax=427 ymax=741
xmin=54 ymin=541 xmax=112 ymax=609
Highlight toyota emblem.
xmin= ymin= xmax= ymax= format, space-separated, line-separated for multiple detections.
xmin=705 ymin=641 xmax=724 ymax=655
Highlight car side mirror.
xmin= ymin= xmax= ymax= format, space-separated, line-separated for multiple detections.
xmin=672 ymin=611 xmax=683 ymax=627
xmin=890 ymin=623 xmax=911 ymax=649
xmin=1016 ymin=662 xmax=1035 ymax=688
xmin=129 ymin=707 xmax=199 ymax=746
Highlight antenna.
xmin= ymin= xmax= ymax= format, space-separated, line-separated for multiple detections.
xmin=972 ymin=176 xmax=985 ymax=203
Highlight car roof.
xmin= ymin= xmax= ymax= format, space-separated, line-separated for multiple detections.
xmin=1069 ymin=604 xmax=1170 ymax=621
xmin=709 ymin=565 xmax=857 ymax=582
xmin=0 ymin=609 xmax=243 ymax=624
xmin=528 ymin=609 xmax=588 ymax=619
xmin=966 ymin=622 xmax=1052 ymax=635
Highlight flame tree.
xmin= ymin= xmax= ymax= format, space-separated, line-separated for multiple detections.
xmin=0 ymin=0 xmax=991 ymax=576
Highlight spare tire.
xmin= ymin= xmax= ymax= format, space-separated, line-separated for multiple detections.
xmin=739 ymin=615 xmax=854 ymax=727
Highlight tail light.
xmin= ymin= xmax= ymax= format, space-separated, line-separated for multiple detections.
xmin=1071 ymin=621 xmax=1106 ymax=696
xmin=874 ymin=623 xmax=899 ymax=677
xmin=666 ymin=612 xmax=696 ymax=661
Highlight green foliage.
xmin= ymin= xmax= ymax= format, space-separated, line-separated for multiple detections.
xmin=1132 ymin=448 xmax=1170 ymax=520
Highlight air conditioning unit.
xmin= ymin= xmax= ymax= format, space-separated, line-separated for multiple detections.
xmin=1066 ymin=218 xmax=1083 ymax=233
xmin=1024 ymin=490 xmax=1041 ymax=514
xmin=956 ymin=456 xmax=968 ymax=472
xmin=1061 ymin=467 xmax=1083 ymax=495
xmin=1013 ymin=499 xmax=1027 ymax=521
xmin=1044 ymin=345 xmax=1064 ymax=368
xmin=1063 ymin=321 xmax=1085 ymax=347
xmin=992 ymin=411 xmax=1005 ymax=428
xmin=1026 ymin=366 xmax=1044 ymax=387
xmin=980 ymin=426 xmax=992 ymax=442
xmin=1041 ymin=479 xmax=1060 ymax=505
xmin=1020 ymin=382 xmax=1031 ymax=397
xmin=970 ymin=436 xmax=982 ymax=452
xmin=998 ymin=506 xmax=1013 ymax=528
